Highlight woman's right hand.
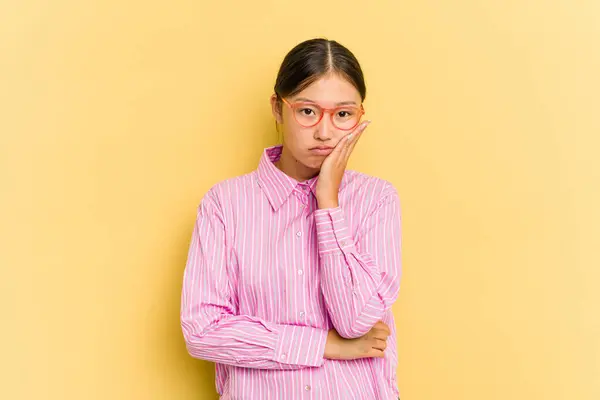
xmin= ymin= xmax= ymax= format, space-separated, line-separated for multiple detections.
xmin=324 ymin=321 xmax=391 ymax=360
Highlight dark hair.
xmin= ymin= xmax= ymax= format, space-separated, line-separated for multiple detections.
xmin=274 ymin=38 xmax=366 ymax=102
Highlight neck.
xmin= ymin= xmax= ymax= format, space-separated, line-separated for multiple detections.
xmin=274 ymin=146 xmax=319 ymax=182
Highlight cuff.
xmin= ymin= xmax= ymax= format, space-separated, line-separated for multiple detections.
xmin=314 ymin=207 xmax=357 ymax=256
xmin=274 ymin=325 xmax=327 ymax=368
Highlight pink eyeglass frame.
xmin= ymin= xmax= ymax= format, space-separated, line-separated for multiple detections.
xmin=281 ymin=97 xmax=365 ymax=131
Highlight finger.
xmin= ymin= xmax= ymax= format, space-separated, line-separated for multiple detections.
xmin=335 ymin=120 xmax=369 ymax=166
xmin=372 ymin=330 xmax=390 ymax=341
xmin=342 ymin=121 xmax=368 ymax=151
xmin=375 ymin=321 xmax=391 ymax=335
xmin=371 ymin=325 xmax=389 ymax=338
xmin=380 ymin=321 xmax=392 ymax=335
xmin=358 ymin=346 xmax=384 ymax=359
xmin=382 ymin=325 xmax=391 ymax=336
xmin=365 ymin=348 xmax=385 ymax=358
xmin=348 ymin=120 xmax=370 ymax=148
xmin=372 ymin=338 xmax=387 ymax=351
xmin=330 ymin=127 xmax=353 ymax=157
xmin=340 ymin=121 xmax=370 ymax=160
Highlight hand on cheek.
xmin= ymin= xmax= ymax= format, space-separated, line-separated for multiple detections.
xmin=315 ymin=120 xmax=371 ymax=209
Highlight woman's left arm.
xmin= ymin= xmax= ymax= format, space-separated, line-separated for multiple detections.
xmin=314 ymin=186 xmax=401 ymax=339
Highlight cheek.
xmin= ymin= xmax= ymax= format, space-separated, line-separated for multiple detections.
xmin=283 ymin=126 xmax=307 ymax=146
xmin=332 ymin=133 xmax=346 ymax=145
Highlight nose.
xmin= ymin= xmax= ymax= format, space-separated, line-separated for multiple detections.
xmin=313 ymin=113 xmax=335 ymax=141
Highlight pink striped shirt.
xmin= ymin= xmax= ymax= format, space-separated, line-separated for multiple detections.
xmin=181 ymin=145 xmax=402 ymax=399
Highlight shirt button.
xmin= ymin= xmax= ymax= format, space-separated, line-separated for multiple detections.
xmin=299 ymin=311 xmax=305 ymax=318
xmin=296 ymin=231 xmax=302 ymax=237
xmin=280 ymin=353 xmax=286 ymax=360
xmin=297 ymin=269 xmax=303 ymax=275
xmin=305 ymin=385 xmax=311 ymax=391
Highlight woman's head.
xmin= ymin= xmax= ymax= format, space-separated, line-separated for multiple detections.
xmin=270 ymin=38 xmax=366 ymax=174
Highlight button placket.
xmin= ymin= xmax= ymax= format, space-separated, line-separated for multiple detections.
xmin=298 ymin=197 xmax=311 ymax=329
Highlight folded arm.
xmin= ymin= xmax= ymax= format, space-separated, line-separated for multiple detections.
xmin=181 ymin=189 xmax=327 ymax=369
xmin=315 ymin=187 xmax=402 ymax=339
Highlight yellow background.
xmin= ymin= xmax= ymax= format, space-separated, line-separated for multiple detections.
xmin=2 ymin=1 xmax=598 ymax=399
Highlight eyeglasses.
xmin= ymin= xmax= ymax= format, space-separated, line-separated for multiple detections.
xmin=281 ymin=98 xmax=365 ymax=131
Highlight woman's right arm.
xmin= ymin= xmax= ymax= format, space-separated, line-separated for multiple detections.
xmin=180 ymin=189 xmax=328 ymax=370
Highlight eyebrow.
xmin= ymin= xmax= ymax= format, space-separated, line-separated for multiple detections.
xmin=294 ymin=97 xmax=358 ymax=106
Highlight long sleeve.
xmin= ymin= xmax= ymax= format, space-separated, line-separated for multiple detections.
xmin=180 ymin=189 xmax=328 ymax=370
xmin=314 ymin=186 xmax=401 ymax=339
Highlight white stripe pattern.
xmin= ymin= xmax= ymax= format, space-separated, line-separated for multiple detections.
xmin=181 ymin=145 xmax=402 ymax=399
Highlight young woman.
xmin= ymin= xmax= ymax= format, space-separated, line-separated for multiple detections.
xmin=181 ymin=38 xmax=402 ymax=399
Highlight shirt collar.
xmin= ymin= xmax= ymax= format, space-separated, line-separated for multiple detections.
xmin=256 ymin=145 xmax=346 ymax=211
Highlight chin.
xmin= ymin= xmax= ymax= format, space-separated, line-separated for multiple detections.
xmin=302 ymin=157 xmax=324 ymax=170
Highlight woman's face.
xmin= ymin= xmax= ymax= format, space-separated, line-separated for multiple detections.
xmin=271 ymin=73 xmax=363 ymax=170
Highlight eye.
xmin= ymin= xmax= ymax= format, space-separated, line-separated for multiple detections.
xmin=299 ymin=108 xmax=316 ymax=116
xmin=337 ymin=110 xmax=353 ymax=118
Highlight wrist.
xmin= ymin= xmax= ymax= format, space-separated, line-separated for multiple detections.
xmin=324 ymin=329 xmax=341 ymax=359
xmin=317 ymin=196 xmax=339 ymax=209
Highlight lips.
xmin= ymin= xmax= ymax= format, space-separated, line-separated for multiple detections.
xmin=310 ymin=147 xmax=334 ymax=156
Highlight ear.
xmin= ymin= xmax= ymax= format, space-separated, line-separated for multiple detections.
xmin=270 ymin=94 xmax=283 ymax=124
